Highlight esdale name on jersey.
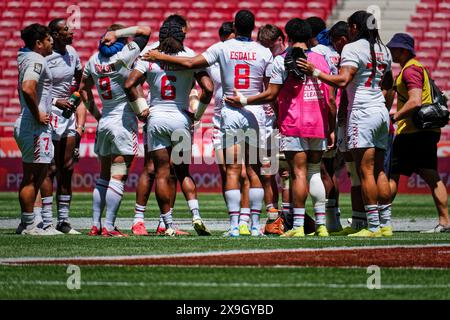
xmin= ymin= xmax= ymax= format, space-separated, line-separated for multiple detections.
xmin=230 ymin=51 xmax=257 ymax=61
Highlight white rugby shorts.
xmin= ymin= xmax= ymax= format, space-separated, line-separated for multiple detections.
xmin=347 ymin=107 xmax=389 ymax=150
xmin=14 ymin=119 xmax=54 ymax=164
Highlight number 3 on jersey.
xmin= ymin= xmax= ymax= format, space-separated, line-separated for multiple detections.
xmin=99 ymin=77 xmax=112 ymax=100
xmin=234 ymin=64 xmax=250 ymax=89
xmin=161 ymin=75 xmax=176 ymax=100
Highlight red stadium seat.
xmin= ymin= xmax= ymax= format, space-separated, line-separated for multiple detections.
xmin=238 ymin=1 xmax=262 ymax=10
xmin=123 ymin=2 xmax=146 ymax=10
xmin=418 ymin=40 xmax=442 ymax=50
xmin=192 ymin=2 xmax=214 ymax=9
xmin=187 ymin=11 xmax=210 ymax=20
xmin=48 ymin=11 xmax=70 ymax=20
xmin=284 ymin=2 xmax=306 ymax=10
xmin=100 ymin=3 xmax=123 ymax=10
xmin=424 ymin=30 xmax=447 ymax=40
xmin=261 ymin=1 xmax=284 ymax=10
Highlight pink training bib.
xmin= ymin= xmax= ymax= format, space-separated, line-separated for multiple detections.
xmin=277 ymin=51 xmax=330 ymax=139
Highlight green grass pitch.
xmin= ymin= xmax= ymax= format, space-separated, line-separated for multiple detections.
xmin=0 ymin=192 xmax=449 ymax=300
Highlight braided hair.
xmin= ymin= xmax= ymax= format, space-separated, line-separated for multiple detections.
xmin=348 ymin=11 xmax=385 ymax=80
xmin=158 ymin=21 xmax=186 ymax=55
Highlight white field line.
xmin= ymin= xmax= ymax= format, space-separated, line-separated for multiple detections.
xmin=0 ymin=243 xmax=449 ymax=265
xmin=0 ymin=280 xmax=449 ymax=290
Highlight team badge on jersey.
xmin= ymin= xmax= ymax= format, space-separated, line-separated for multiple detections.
xmin=34 ymin=63 xmax=42 ymax=74
xmin=128 ymin=43 xmax=136 ymax=51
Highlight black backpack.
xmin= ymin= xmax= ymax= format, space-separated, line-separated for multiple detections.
xmin=412 ymin=71 xmax=449 ymax=129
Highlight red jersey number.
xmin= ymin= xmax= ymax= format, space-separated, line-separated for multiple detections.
xmin=365 ymin=63 xmax=387 ymax=88
xmin=234 ymin=64 xmax=250 ymax=89
xmin=99 ymin=77 xmax=112 ymax=100
xmin=161 ymin=75 xmax=176 ymax=100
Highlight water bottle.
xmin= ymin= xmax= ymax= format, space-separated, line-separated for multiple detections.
xmin=62 ymin=91 xmax=81 ymax=118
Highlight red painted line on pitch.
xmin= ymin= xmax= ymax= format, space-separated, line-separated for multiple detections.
xmin=4 ymin=246 xmax=450 ymax=268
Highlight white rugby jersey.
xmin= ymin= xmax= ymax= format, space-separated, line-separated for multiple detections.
xmin=206 ymin=62 xmax=223 ymax=118
xmin=311 ymin=44 xmax=340 ymax=75
xmin=17 ymin=49 xmax=53 ymax=121
xmin=202 ymin=38 xmax=273 ymax=107
xmin=46 ymin=45 xmax=82 ymax=99
xmin=83 ymin=41 xmax=142 ymax=117
xmin=134 ymin=50 xmax=198 ymax=112
xmin=340 ymin=39 xmax=392 ymax=110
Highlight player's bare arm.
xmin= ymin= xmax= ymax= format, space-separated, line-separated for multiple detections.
xmin=22 ymin=79 xmax=49 ymax=125
xmin=297 ymin=59 xmax=357 ymax=88
xmin=79 ymin=74 xmax=101 ymax=121
xmin=224 ymin=83 xmax=282 ymax=108
xmin=124 ymin=69 xmax=149 ymax=122
xmin=192 ymin=71 xmax=214 ymax=120
xmin=102 ymin=26 xmax=152 ymax=46
xmin=142 ymin=50 xmax=210 ymax=70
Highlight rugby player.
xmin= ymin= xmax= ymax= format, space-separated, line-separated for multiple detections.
xmin=15 ymin=24 xmax=55 ymax=235
xmin=142 ymin=10 xmax=273 ymax=237
xmin=298 ymin=11 xmax=394 ymax=237
xmin=80 ymin=24 xmax=151 ymax=237
xmin=225 ymin=18 xmax=333 ymax=237
xmin=36 ymin=18 xmax=85 ymax=235
xmin=125 ymin=21 xmax=214 ymax=236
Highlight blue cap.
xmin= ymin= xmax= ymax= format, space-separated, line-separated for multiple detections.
xmin=387 ymin=33 xmax=415 ymax=55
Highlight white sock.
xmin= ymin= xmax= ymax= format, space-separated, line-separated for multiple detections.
xmin=92 ymin=178 xmax=108 ymax=228
xmin=293 ymin=208 xmax=305 ymax=228
xmin=225 ymin=189 xmax=241 ymax=229
xmin=379 ymin=204 xmax=392 ymax=227
xmin=187 ymin=199 xmax=201 ymax=221
xmin=251 ymin=209 xmax=261 ymax=230
xmin=249 ymin=188 xmax=264 ymax=230
xmin=41 ymin=196 xmax=53 ymax=228
xmin=133 ymin=203 xmax=146 ymax=224
xmin=266 ymin=203 xmax=278 ymax=220
xmin=239 ymin=208 xmax=251 ymax=226
xmin=365 ymin=204 xmax=380 ymax=232
xmin=161 ymin=209 xmax=173 ymax=229
xmin=158 ymin=214 xmax=166 ymax=229
xmin=57 ymin=195 xmax=71 ymax=223
xmin=307 ymin=163 xmax=326 ymax=226
xmin=33 ymin=207 xmax=43 ymax=225
xmin=105 ymin=179 xmax=124 ymax=231
xmin=21 ymin=212 xmax=35 ymax=227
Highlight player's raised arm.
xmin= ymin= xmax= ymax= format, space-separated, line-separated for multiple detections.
xmin=102 ymin=26 xmax=152 ymax=50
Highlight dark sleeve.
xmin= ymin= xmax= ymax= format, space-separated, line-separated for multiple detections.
xmin=402 ymin=65 xmax=424 ymax=91
xmin=133 ymin=35 xmax=150 ymax=51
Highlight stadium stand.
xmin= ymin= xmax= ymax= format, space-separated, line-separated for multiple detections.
xmin=0 ymin=0 xmax=448 ymax=139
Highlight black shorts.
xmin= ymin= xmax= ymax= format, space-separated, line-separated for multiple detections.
xmin=391 ymin=131 xmax=440 ymax=177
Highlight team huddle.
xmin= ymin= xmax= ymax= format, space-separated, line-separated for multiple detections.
xmin=14 ymin=8 xmax=447 ymax=238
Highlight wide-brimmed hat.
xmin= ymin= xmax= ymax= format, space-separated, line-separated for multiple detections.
xmin=387 ymin=33 xmax=415 ymax=55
